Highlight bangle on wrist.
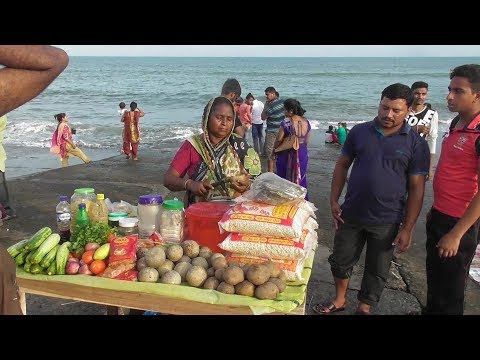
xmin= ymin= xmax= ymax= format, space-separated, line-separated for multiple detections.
xmin=184 ymin=179 xmax=192 ymax=190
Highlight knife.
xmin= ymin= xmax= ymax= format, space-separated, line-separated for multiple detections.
xmin=211 ymin=177 xmax=229 ymax=187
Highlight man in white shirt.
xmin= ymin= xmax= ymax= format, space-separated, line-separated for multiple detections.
xmin=325 ymin=125 xmax=335 ymax=143
xmin=251 ymin=98 xmax=265 ymax=155
xmin=406 ymin=81 xmax=439 ymax=180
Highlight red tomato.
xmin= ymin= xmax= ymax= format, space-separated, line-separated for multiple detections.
xmin=81 ymin=250 xmax=95 ymax=265
xmin=89 ymin=260 xmax=106 ymax=275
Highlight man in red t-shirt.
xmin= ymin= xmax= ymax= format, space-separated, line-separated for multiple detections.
xmin=238 ymin=93 xmax=254 ymax=144
xmin=427 ymin=64 xmax=480 ymax=315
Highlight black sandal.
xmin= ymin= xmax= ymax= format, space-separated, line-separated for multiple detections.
xmin=312 ymin=302 xmax=346 ymax=315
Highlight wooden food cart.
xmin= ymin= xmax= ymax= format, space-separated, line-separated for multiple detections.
xmin=16 ymin=252 xmax=313 ymax=315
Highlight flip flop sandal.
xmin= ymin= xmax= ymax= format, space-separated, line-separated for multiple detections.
xmin=312 ymin=302 xmax=346 ymax=315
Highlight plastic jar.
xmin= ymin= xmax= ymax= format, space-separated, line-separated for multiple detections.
xmin=108 ymin=212 xmax=129 ymax=228
xmin=157 ymin=199 xmax=184 ymax=243
xmin=185 ymin=201 xmax=233 ymax=253
xmin=118 ymin=217 xmax=139 ymax=236
xmin=137 ymin=194 xmax=163 ymax=238
xmin=70 ymin=188 xmax=96 ymax=233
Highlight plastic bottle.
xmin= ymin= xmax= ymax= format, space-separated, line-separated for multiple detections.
xmin=91 ymin=193 xmax=109 ymax=224
xmin=76 ymin=203 xmax=90 ymax=228
xmin=70 ymin=188 xmax=96 ymax=233
xmin=56 ymin=195 xmax=71 ymax=243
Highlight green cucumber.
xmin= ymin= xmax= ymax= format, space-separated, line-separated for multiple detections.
xmin=24 ymin=227 xmax=52 ymax=251
xmin=7 ymin=238 xmax=30 ymax=258
xmin=29 ymin=264 xmax=44 ymax=275
xmin=39 ymin=244 xmax=60 ymax=268
xmin=55 ymin=242 xmax=71 ymax=275
xmin=15 ymin=248 xmax=30 ymax=266
xmin=47 ymin=260 xmax=56 ymax=275
xmin=30 ymin=234 xmax=61 ymax=264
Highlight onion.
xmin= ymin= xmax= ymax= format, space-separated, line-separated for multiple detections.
xmin=85 ymin=242 xmax=100 ymax=252
xmin=78 ymin=264 xmax=93 ymax=275
xmin=67 ymin=257 xmax=79 ymax=263
xmin=66 ymin=261 xmax=80 ymax=275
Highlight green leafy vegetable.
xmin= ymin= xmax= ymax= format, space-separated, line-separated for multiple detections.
xmin=71 ymin=223 xmax=117 ymax=253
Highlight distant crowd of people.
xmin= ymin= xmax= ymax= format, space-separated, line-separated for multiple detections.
xmin=325 ymin=122 xmax=349 ymax=145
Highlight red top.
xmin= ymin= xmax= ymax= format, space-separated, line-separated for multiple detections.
xmin=170 ymin=141 xmax=202 ymax=177
xmin=433 ymin=114 xmax=480 ymax=218
xmin=238 ymin=103 xmax=252 ymax=127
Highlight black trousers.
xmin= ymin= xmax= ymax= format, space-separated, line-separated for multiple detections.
xmin=425 ymin=208 xmax=479 ymax=315
xmin=328 ymin=221 xmax=399 ymax=306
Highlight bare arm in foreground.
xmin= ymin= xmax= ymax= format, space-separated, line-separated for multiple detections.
xmin=0 ymin=45 xmax=69 ymax=116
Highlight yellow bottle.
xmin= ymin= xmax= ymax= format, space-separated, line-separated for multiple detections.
xmin=90 ymin=193 xmax=109 ymax=224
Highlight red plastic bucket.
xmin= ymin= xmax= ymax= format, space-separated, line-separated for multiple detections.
xmin=185 ymin=201 xmax=233 ymax=254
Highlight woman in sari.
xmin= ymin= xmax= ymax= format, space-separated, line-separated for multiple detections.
xmin=273 ymin=98 xmax=311 ymax=200
xmin=122 ymin=101 xmax=145 ymax=160
xmin=164 ymin=96 xmax=262 ymax=206
xmin=50 ymin=113 xmax=91 ymax=167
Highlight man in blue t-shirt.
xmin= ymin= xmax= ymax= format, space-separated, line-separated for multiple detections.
xmin=313 ymin=83 xmax=430 ymax=315
xmin=261 ymin=86 xmax=284 ymax=172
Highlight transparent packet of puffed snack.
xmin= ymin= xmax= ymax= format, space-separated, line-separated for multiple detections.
xmin=234 ymin=172 xmax=307 ymax=205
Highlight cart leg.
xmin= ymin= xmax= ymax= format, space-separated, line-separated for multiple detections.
xmin=19 ymin=290 xmax=26 ymax=315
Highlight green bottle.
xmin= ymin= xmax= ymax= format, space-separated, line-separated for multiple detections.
xmin=76 ymin=203 xmax=90 ymax=227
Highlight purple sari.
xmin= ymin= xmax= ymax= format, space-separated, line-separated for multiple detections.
xmin=275 ymin=118 xmax=311 ymax=200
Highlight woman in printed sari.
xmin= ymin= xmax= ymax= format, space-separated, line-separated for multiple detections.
xmin=273 ymin=98 xmax=311 ymax=200
xmin=122 ymin=101 xmax=145 ymax=160
xmin=164 ymin=96 xmax=262 ymax=207
xmin=50 ymin=113 xmax=91 ymax=167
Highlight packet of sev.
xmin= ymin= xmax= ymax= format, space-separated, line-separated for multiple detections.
xmin=218 ymin=201 xmax=310 ymax=238
xmin=102 ymin=234 xmax=138 ymax=279
xmin=219 ymin=229 xmax=317 ymax=260
xmin=225 ymin=246 xmax=316 ymax=281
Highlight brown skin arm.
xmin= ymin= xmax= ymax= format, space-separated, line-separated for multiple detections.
xmin=0 ymin=46 xmax=69 ymax=116
xmin=164 ymin=166 xmax=213 ymax=197
xmin=330 ymin=155 xmax=353 ymax=229
xmin=417 ymin=125 xmax=430 ymax=136
xmin=136 ymin=108 xmax=145 ymax=117
xmin=261 ymin=107 xmax=268 ymax=120
xmin=428 ymin=153 xmax=435 ymax=180
xmin=392 ymin=174 xmax=426 ymax=252
xmin=436 ymin=162 xmax=480 ymax=258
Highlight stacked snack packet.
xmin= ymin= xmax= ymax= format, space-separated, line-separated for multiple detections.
xmin=218 ymin=173 xmax=318 ymax=281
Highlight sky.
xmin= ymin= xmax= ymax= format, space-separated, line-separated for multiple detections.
xmin=55 ymin=45 xmax=480 ymax=57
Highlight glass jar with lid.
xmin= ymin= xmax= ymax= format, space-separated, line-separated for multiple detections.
xmin=108 ymin=212 xmax=129 ymax=228
xmin=157 ymin=199 xmax=184 ymax=244
xmin=137 ymin=194 xmax=163 ymax=238
xmin=70 ymin=188 xmax=96 ymax=233
xmin=118 ymin=217 xmax=139 ymax=236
